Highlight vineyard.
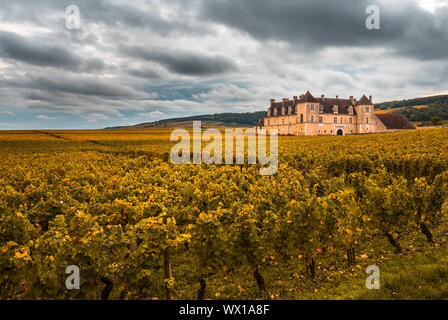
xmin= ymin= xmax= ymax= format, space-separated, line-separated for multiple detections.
xmin=1 ymin=128 xmax=448 ymax=300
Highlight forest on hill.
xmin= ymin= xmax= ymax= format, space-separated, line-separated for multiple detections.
xmin=106 ymin=111 xmax=266 ymax=129
xmin=375 ymin=95 xmax=448 ymax=124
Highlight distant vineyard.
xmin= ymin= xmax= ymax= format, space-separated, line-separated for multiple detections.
xmin=375 ymin=95 xmax=448 ymax=123
xmin=1 ymin=129 xmax=448 ymax=299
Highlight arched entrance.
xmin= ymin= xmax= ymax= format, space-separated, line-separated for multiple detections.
xmin=336 ymin=129 xmax=343 ymax=136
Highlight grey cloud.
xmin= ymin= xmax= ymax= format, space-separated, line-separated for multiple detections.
xmin=127 ymin=67 xmax=163 ymax=79
xmin=0 ymin=31 xmax=82 ymax=69
xmin=4 ymin=74 xmax=146 ymax=98
xmin=0 ymin=31 xmax=105 ymax=71
xmin=200 ymin=0 xmax=448 ymax=60
xmin=120 ymin=45 xmax=238 ymax=76
xmin=1 ymin=0 xmax=206 ymax=36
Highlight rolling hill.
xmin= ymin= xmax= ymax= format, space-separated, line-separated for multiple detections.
xmin=106 ymin=112 xmax=266 ymax=129
xmin=374 ymin=94 xmax=448 ymax=124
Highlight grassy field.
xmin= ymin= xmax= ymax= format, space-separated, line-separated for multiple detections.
xmin=1 ymin=128 xmax=448 ymax=300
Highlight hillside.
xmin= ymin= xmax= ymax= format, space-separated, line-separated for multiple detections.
xmin=374 ymin=94 xmax=448 ymax=124
xmin=106 ymin=112 xmax=266 ymax=129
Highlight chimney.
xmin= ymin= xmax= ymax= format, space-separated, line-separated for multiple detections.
xmin=369 ymin=95 xmax=372 ymax=103
xmin=300 ymin=94 xmax=304 ymax=99
xmin=293 ymin=96 xmax=298 ymax=101
xmin=321 ymin=94 xmax=325 ymax=102
xmin=282 ymin=98 xmax=289 ymax=107
xmin=270 ymin=99 xmax=275 ymax=106
xmin=349 ymin=95 xmax=354 ymax=104
xmin=336 ymin=95 xmax=339 ymax=100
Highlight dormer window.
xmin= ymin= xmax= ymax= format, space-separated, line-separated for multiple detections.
xmin=319 ymin=105 xmax=324 ymax=113
xmin=333 ymin=105 xmax=339 ymax=114
xmin=288 ymin=106 xmax=292 ymax=114
xmin=365 ymin=107 xmax=370 ymax=113
xmin=267 ymin=110 xmax=271 ymax=117
xmin=348 ymin=106 xmax=353 ymax=115
xmin=282 ymin=107 xmax=286 ymax=115
xmin=274 ymin=108 xmax=277 ymax=116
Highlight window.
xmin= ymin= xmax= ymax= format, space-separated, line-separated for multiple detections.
xmin=296 ymin=117 xmax=298 ymax=124
xmin=348 ymin=106 xmax=353 ymax=114
xmin=282 ymin=118 xmax=284 ymax=124
xmin=311 ymin=116 xmax=314 ymax=123
xmin=268 ymin=120 xmax=270 ymax=125
xmin=334 ymin=117 xmax=337 ymax=124
xmin=288 ymin=106 xmax=292 ymax=114
xmin=349 ymin=117 xmax=352 ymax=124
xmin=274 ymin=109 xmax=277 ymax=116
xmin=340 ymin=117 xmax=343 ymax=124
xmin=366 ymin=117 xmax=369 ymax=124
xmin=319 ymin=116 xmax=323 ymax=123
xmin=311 ymin=104 xmax=315 ymax=111
xmin=365 ymin=107 xmax=370 ymax=113
xmin=300 ymin=114 xmax=304 ymax=123
xmin=333 ymin=105 xmax=339 ymax=114
xmin=319 ymin=105 xmax=324 ymax=113
xmin=282 ymin=107 xmax=285 ymax=115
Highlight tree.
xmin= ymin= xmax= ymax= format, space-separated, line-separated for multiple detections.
xmin=431 ymin=116 xmax=443 ymax=126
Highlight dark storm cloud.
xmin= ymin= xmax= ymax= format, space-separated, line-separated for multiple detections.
xmin=4 ymin=74 xmax=145 ymax=98
xmin=0 ymin=31 xmax=81 ymax=69
xmin=120 ymin=45 xmax=238 ymax=76
xmin=0 ymin=31 xmax=105 ymax=71
xmin=200 ymin=0 xmax=448 ymax=60
xmin=80 ymin=1 xmax=202 ymax=35
xmin=126 ymin=67 xmax=162 ymax=79
xmin=0 ymin=0 xmax=206 ymax=36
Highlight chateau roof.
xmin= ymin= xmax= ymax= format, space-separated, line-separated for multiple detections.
xmin=319 ymin=97 xmax=354 ymax=114
xmin=267 ymin=92 xmax=364 ymax=116
xmin=376 ymin=114 xmax=416 ymax=130
xmin=356 ymin=95 xmax=373 ymax=106
xmin=299 ymin=91 xmax=318 ymax=103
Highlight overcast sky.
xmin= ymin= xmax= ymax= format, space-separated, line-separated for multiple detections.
xmin=0 ymin=0 xmax=447 ymax=129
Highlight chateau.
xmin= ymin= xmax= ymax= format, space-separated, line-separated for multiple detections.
xmin=256 ymin=91 xmax=415 ymax=136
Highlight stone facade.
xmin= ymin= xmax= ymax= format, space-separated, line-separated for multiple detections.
xmin=255 ymin=91 xmax=402 ymax=136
